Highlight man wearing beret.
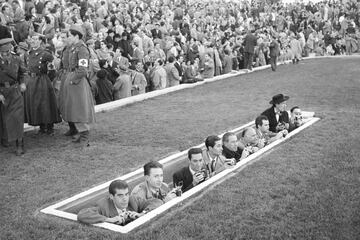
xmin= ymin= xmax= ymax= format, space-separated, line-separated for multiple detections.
xmin=61 ymin=24 xmax=95 ymax=146
xmin=261 ymin=94 xmax=290 ymax=134
xmin=0 ymin=38 xmax=27 ymax=155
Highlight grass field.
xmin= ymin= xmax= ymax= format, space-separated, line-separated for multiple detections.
xmin=1 ymin=57 xmax=360 ymax=240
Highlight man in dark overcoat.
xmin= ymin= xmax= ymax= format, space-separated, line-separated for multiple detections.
xmin=0 ymin=38 xmax=27 ymax=155
xmin=24 ymin=33 xmax=61 ymax=134
xmin=243 ymin=29 xmax=257 ymax=70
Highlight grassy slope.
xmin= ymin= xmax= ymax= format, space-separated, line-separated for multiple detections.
xmin=1 ymin=58 xmax=360 ymax=239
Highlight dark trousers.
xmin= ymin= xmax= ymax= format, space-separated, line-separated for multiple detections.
xmin=244 ymin=52 xmax=254 ymax=70
xmin=270 ymin=56 xmax=277 ymax=71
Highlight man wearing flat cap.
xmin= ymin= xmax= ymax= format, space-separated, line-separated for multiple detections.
xmin=261 ymin=94 xmax=290 ymax=134
xmin=61 ymin=24 xmax=95 ymax=147
xmin=0 ymin=37 xmax=27 ymax=155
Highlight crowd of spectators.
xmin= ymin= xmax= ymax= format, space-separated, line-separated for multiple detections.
xmin=1 ymin=0 xmax=360 ymax=106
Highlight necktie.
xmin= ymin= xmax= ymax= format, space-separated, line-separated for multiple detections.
xmin=211 ymin=158 xmax=216 ymax=172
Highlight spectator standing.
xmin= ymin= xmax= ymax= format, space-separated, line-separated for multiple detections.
xmin=113 ymin=63 xmax=132 ymax=100
xmin=165 ymin=56 xmax=181 ymax=87
xmin=93 ymin=69 xmax=114 ymax=105
xmin=243 ymin=29 xmax=257 ymax=70
xmin=269 ymin=35 xmax=280 ymax=71
xmin=151 ymin=59 xmax=167 ymax=90
xmin=201 ymin=53 xmax=214 ymax=79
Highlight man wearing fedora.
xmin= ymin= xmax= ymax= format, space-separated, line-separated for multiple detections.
xmin=261 ymin=94 xmax=290 ymax=134
xmin=0 ymin=37 xmax=27 ymax=155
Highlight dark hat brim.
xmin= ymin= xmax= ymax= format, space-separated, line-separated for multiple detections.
xmin=270 ymin=95 xmax=289 ymax=104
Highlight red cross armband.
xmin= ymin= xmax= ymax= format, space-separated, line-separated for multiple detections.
xmin=78 ymin=59 xmax=89 ymax=67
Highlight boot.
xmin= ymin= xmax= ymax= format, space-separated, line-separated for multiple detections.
xmin=1 ymin=139 xmax=9 ymax=148
xmin=64 ymin=122 xmax=78 ymax=136
xmin=46 ymin=123 xmax=55 ymax=136
xmin=37 ymin=124 xmax=46 ymax=135
xmin=16 ymin=139 xmax=25 ymax=156
xmin=72 ymin=131 xmax=90 ymax=147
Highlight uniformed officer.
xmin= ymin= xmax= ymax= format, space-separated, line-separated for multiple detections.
xmin=0 ymin=38 xmax=27 ymax=155
xmin=56 ymin=31 xmax=77 ymax=137
xmin=24 ymin=33 xmax=61 ymax=135
xmin=62 ymin=24 xmax=95 ymax=146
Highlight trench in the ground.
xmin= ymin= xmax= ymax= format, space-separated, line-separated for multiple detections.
xmin=57 ymin=130 xmax=247 ymax=215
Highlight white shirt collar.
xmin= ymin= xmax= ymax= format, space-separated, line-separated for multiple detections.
xmin=189 ymin=166 xmax=196 ymax=175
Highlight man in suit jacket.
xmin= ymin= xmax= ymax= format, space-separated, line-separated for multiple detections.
xmin=222 ymin=132 xmax=250 ymax=162
xmin=269 ymin=35 xmax=280 ymax=71
xmin=151 ymin=23 xmax=163 ymax=39
xmin=243 ymin=30 xmax=257 ymax=70
xmin=77 ymin=180 xmax=142 ymax=225
xmin=261 ymin=94 xmax=290 ymax=134
xmin=173 ymin=148 xmax=208 ymax=193
xmin=202 ymin=135 xmax=234 ymax=177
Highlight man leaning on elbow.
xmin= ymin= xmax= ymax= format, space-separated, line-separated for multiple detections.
xmin=129 ymin=161 xmax=178 ymax=213
xmin=77 ymin=180 xmax=143 ymax=225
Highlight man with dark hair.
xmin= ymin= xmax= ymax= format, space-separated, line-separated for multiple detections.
xmin=222 ymin=132 xmax=249 ymax=162
xmin=173 ymin=148 xmax=208 ymax=193
xmin=151 ymin=23 xmax=162 ymax=39
xmin=203 ymin=135 xmax=233 ymax=176
xmin=129 ymin=161 xmax=177 ymax=213
xmin=261 ymin=94 xmax=290 ymax=134
xmin=255 ymin=115 xmax=285 ymax=147
xmin=78 ymin=180 xmax=143 ymax=225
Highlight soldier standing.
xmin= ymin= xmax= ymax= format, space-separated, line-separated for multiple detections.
xmin=62 ymin=25 xmax=95 ymax=146
xmin=24 ymin=34 xmax=61 ymax=135
xmin=0 ymin=38 xmax=27 ymax=155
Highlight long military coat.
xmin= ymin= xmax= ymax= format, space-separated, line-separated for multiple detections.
xmin=61 ymin=40 xmax=95 ymax=123
xmin=0 ymin=51 xmax=26 ymax=142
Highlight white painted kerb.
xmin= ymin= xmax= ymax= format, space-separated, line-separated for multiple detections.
xmin=41 ymin=114 xmax=319 ymax=234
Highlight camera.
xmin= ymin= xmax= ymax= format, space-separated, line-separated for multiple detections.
xmin=175 ymin=188 xmax=182 ymax=197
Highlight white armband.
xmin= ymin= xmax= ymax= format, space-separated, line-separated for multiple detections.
xmin=78 ymin=59 xmax=88 ymax=67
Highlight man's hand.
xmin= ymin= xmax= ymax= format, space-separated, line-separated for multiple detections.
xmin=224 ymin=158 xmax=236 ymax=167
xmin=164 ymin=190 xmax=177 ymax=202
xmin=127 ymin=211 xmax=142 ymax=220
xmin=0 ymin=94 xmax=5 ymax=104
xmin=281 ymin=129 xmax=288 ymax=137
xmin=192 ymin=172 xmax=205 ymax=186
xmin=257 ymin=138 xmax=266 ymax=148
xmin=240 ymin=148 xmax=250 ymax=159
xmin=20 ymin=83 xmax=26 ymax=92
xmin=105 ymin=215 xmax=125 ymax=224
